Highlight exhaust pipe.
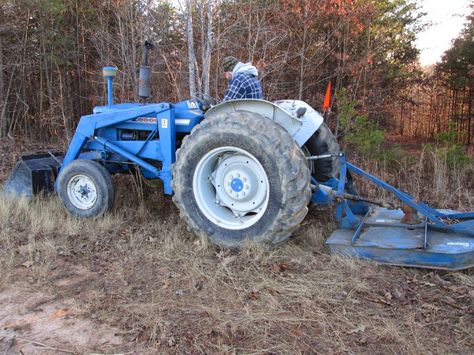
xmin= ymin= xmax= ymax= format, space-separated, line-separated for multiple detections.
xmin=139 ymin=40 xmax=155 ymax=101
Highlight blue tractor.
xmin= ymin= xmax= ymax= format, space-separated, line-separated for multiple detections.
xmin=3 ymin=42 xmax=474 ymax=269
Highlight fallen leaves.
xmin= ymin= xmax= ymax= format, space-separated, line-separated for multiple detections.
xmin=347 ymin=324 xmax=367 ymax=334
xmin=21 ymin=260 xmax=33 ymax=268
xmin=271 ymin=262 xmax=289 ymax=273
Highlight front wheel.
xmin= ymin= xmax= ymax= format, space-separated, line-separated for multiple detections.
xmin=172 ymin=111 xmax=311 ymax=248
xmin=57 ymin=159 xmax=115 ymax=218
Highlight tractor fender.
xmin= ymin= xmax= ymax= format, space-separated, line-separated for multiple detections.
xmin=204 ymin=99 xmax=323 ymax=146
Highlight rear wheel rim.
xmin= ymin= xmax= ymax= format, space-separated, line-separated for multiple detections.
xmin=193 ymin=147 xmax=269 ymax=230
xmin=66 ymin=174 xmax=98 ymax=210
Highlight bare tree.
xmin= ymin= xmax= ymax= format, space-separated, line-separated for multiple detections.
xmin=0 ymin=32 xmax=5 ymax=138
xmin=200 ymin=0 xmax=213 ymax=99
xmin=186 ymin=0 xmax=197 ymax=99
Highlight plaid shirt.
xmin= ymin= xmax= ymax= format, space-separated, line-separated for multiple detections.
xmin=224 ymin=73 xmax=263 ymax=101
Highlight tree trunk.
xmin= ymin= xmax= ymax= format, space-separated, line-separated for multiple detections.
xmin=298 ymin=22 xmax=307 ymax=100
xmin=0 ymin=34 xmax=5 ymax=138
xmin=467 ymin=88 xmax=472 ymax=145
xmin=202 ymin=0 xmax=212 ymax=99
xmin=186 ymin=0 xmax=196 ymax=99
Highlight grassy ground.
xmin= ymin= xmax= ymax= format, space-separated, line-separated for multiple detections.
xmin=0 ymin=140 xmax=473 ymax=354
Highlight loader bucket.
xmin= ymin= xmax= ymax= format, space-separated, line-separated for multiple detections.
xmin=2 ymin=153 xmax=63 ymax=198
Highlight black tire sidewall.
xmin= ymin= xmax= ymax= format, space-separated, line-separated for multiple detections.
xmin=304 ymin=123 xmax=339 ymax=182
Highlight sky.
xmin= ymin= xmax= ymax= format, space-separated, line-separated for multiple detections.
xmin=416 ymin=0 xmax=472 ymax=66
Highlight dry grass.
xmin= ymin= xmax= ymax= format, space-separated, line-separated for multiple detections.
xmin=351 ymin=146 xmax=474 ymax=211
xmin=0 ymin=141 xmax=473 ymax=353
xmin=1 ymin=186 xmax=473 ymax=353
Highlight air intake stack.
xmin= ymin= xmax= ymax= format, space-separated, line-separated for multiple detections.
xmin=102 ymin=66 xmax=118 ymax=106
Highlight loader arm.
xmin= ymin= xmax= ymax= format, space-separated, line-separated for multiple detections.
xmin=61 ymin=104 xmax=166 ymax=168
xmin=59 ymin=103 xmax=177 ymax=194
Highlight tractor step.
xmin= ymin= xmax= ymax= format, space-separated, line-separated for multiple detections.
xmin=326 ymin=207 xmax=474 ymax=270
xmin=2 ymin=153 xmax=63 ymax=198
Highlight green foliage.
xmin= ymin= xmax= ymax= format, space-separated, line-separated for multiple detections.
xmin=438 ymin=5 xmax=474 ymax=89
xmin=337 ymin=88 xmax=415 ymax=169
xmin=41 ymin=0 xmax=67 ymax=15
xmin=430 ymin=121 xmax=472 ymax=169
xmin=345 ymin=115 xmax=385 ymax=158
xmin=336 ymin=88 xmax=357 ymax=131
xmin=370 ymin=0 xmax=424 ymax=67
xmin=435 ymin=121 xmax=458 ymax=143
xmin=379 ymin=143 xmax=415 ymax=168
xmin=355 ymin=0 xmax=425 ymax=94
xmin=338 ymin=89 xmax=384 ymax=158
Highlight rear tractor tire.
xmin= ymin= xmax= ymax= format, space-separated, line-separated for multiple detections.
xmin=172 ymin=111 xmax=311 ymax=248
xmin=57 ymin=159 xmax=115 ymax=218
xmin=304 ymin=123 xmax=340 ymax=182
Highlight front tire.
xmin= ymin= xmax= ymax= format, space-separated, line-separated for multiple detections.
xmin=57 ymin=159 xmax=115 ymax=218
xmin=172 ymin=111 xmax=311 ymax=248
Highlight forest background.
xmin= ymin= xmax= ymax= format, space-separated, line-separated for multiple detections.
xmin=0 ymin=0 xmax=473 ymax=147
xmin=0 ymin=0 xmax=474 ymax=200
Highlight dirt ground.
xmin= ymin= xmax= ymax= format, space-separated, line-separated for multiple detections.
xmin=0 ymin=140 xmax=473 ymax=354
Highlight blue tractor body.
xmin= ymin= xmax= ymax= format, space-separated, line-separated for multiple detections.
xmin=3 ymin=58 xmax=474 ymax=270
xmin=61 ymin=99 xmax=204 ymax=195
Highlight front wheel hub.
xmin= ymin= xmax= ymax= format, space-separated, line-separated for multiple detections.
xmin=66 ymin=174 xmax=98 ymax=210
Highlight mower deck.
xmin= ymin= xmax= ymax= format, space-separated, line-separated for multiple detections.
xmin=326 ymin=207 xmax=474 ymax=270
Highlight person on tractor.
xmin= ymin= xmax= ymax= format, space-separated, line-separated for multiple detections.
xmin=222 ymin=56 xmax=263 ymax=101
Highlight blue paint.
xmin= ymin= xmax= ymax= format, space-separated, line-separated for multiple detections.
xmin=231 ymin=178 xmax=244 ymax=192
xmin=102 ymin=66 xmax=117 ymax=106
xmin=106 ymin=77 xmax=113 ymax=106
xmin=327 ymin=221 xmax=474 ymax=270
xmin=317 ymin=156 xmax=474 ymax=270
xmin=55 ymin=67 xmax=204 ymax=195
xmin=311 ymin=187 xmax=332 ymax=205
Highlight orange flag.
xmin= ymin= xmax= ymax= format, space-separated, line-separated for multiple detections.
xmin=323 ymin=81 xmax=331 ymax=110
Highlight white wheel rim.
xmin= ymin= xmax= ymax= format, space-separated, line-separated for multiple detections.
xmin=193 ymin=147 xmax=270 ymax=230
xmin=66 ymin=174 xmax=98 ymax=210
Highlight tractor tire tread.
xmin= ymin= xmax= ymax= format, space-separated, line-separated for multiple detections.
xmin=172 ymin=111 xmax=311 ymax=248
xmin=305 ymin=123 xmax=339 ymax=181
